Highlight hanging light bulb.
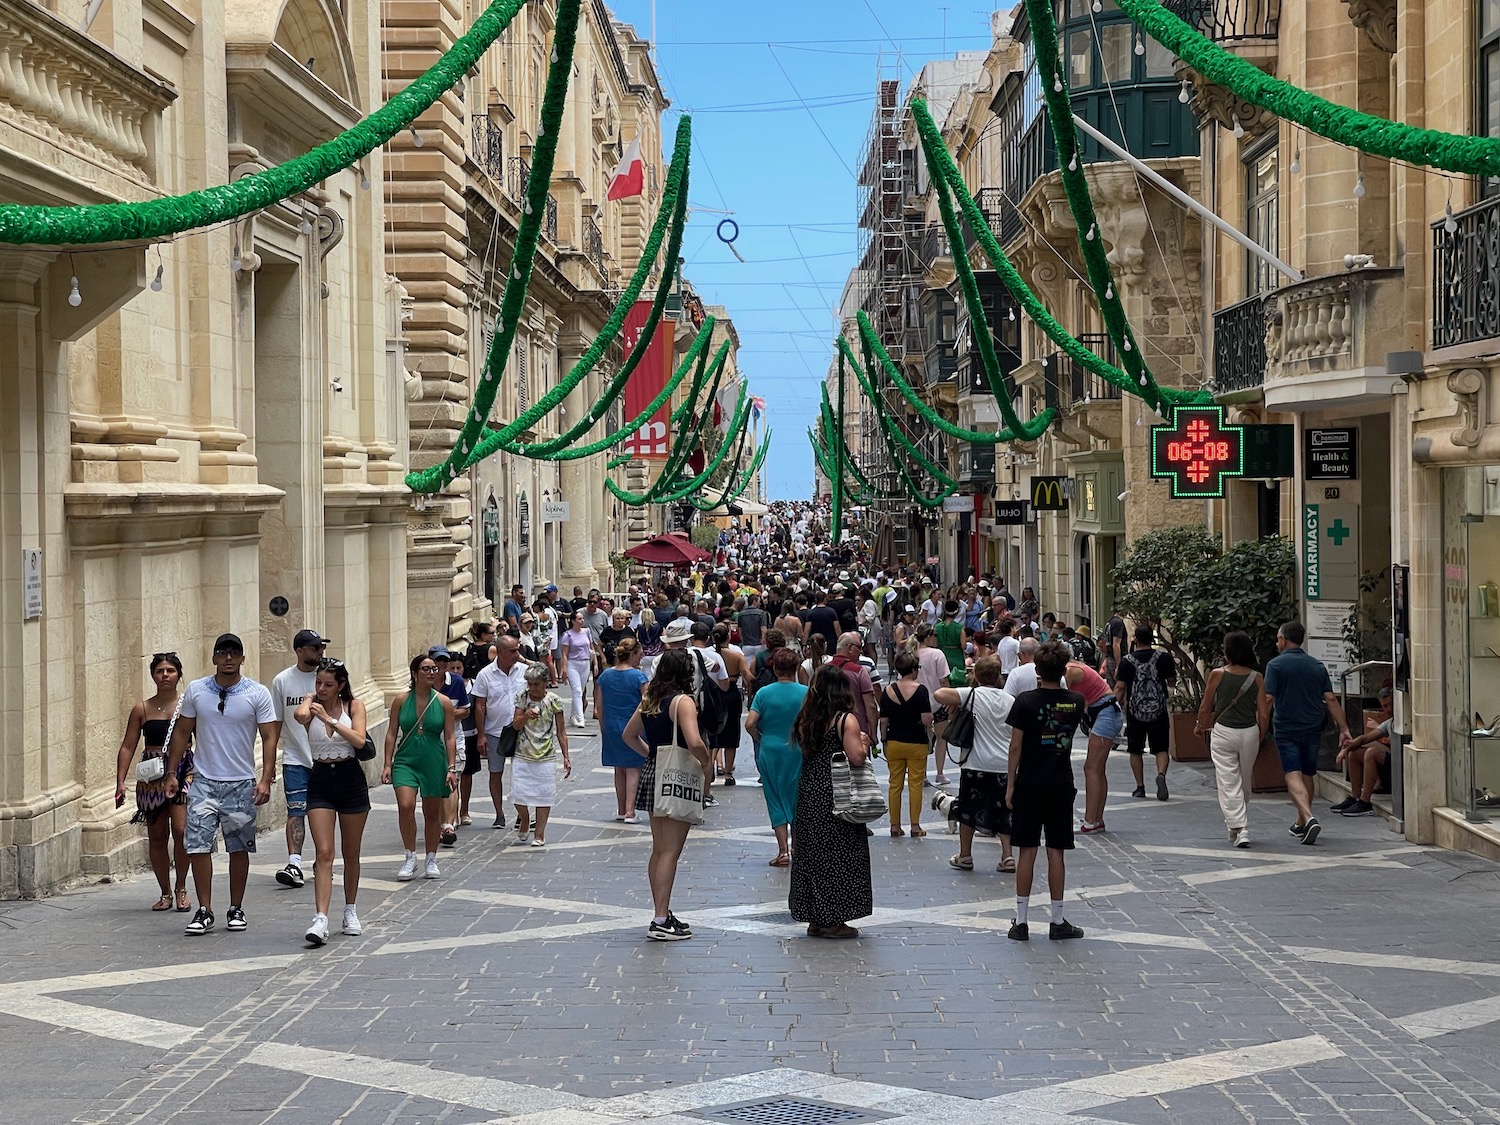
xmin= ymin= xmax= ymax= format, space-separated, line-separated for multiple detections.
xmin=230 ymin=244 xmax=242 ymax=273
xmin=550 ymin=48 xmax=558 ymax=63
xmin=410 ymin=125 xmax=424 ymax=148
xmin=1123 ymin=339 xmax=1133 ymax=352
xmin=1086 ymin=223 xmax=1096 ymax=241
xmin=1290 ymin=148 xmax=1300 ymax=174
xmin=1007 ymin=306 xmax=1017 ymax=322
xmin=1052 ymin=75 xmax=1063 ymax=93
xmin=537 ymin=119 xmax=545 ymax=137
xmin=1105 ymin=284 xmax=1114 ymax=300
xmin=358 ymin=164 xmax=370 ymax=190
xmin=67 ymin=274 xmax=82 ymax=307
xmin=1092 ymin=0 xmax=1102 ymax=10
xmin=1068 ymin=153 xmax=1078 ymax=172
xmin=1134 ymin=34 xmax=1145 ymax=56
xmin=1353 ymin=171 xmax=1366 ymax=199
xmin=300 ymin=216 xmax=314 ymax=235
xmin=150 ymin=263 xmax=164 ymax=292
xmin=1445 ymin=200 xmax=1459 ymax=234
xmin=1232 ymin=119 xmax=1245 ymax=140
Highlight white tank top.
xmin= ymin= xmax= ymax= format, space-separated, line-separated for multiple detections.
xmin=308 ymin=710 xmax=355 ymax=762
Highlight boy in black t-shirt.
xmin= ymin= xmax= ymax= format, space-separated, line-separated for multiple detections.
xmin=1005 ymin=640 xmax=1087 ymax=941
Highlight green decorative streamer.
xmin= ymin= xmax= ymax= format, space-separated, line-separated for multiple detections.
xmin=818 ymin=385 xmax=872 ymax=491
xmin=832 ymin=347 xmax=847 ymax=543
xmin=912 ymin=99 xmax=1206 ymax=412
xmin=405 ymin=0 xmax=582 ymax=494
xmin=1021 ymin=0 xmax=1168 ymax=414
xmin=605 ymin=341 xmax=732 ymax=505
xmin=838 ymin=336 xmax=959 ymax=489
xmin=691 ymin=418 xmax=754 ymax=509
xmin=605 ymin=332 xmax=718 ymax=472
xmin=0 ymin=0 xmax=530 ymax=245
xmin=808 ymin=430 xmax=874 ymax=504
xmin=1119 ymin=0 xmax=1500 ymax=178
xmin=609 ymin=385 xmax=752 ymax=506
xmin=502 ymin=122 xmax=693 ymax=459
xmin=691 ymin=429 xmax=772 ymax=511
xmin=866 ymin=390 xmax=956 ymax=510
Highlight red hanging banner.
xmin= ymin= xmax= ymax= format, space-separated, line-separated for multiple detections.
xmin=620 ymin=301 xmax=674 ymax=460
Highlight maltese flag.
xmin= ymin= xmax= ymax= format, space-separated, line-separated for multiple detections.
xmin=606 ymin=135 xmax=644 ymax=201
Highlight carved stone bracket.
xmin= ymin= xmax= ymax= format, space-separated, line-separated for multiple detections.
xmin=1177 ymin=65 xmax=1277 ymax=139
xmin=1448 ymin=368 xmax=1485 ymax=448
xmin=1343 ymin=0 xmax=1396 ymax=54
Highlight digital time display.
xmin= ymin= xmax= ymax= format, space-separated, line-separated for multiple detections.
xmin=1149 ymin=405 xmax=1246 ymax=499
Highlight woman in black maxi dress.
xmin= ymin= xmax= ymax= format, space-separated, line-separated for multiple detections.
xmin=789 ymin=665 xmax=873 ymax=938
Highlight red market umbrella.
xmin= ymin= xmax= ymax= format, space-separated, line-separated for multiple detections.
xmin=623 ymin=532 xmax=710 ymax=567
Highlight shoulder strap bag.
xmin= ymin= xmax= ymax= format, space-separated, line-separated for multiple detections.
xmin=830 ymin=712 xmax=888 ymax=824
xmin=1203 ymin=671 xmax=1258 ymax=751
xmin=944 ymin=688 xmax=979 ymax=763
xmin=136 ymin=695 xmax=185 ymax=784
xmin=654 ymin=696 xmax=706 ymax=825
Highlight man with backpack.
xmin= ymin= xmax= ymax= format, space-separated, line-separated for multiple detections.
xmin=1113 ymin=625 xmax=1176 ymax=801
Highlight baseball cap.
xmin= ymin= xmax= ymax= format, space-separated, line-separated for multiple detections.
xmin=293 ymin=629 xmax=331 ymax=649
xmin=544 ymin=584 xmax=558 ymax=593
xmin=213 ymin=632 xmax=244 ymax=655
xmin=662 ymin=618 xmax=693 ymax=644
xmin=903 ymin=604 xmax=916 ymax=613
xmin=883 ymin=589 xmax=898 ymax=604
xmin=428 ymin=645 xmax=454 ymax=661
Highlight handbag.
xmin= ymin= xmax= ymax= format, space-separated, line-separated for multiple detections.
xmin=653 ymin=696 xmax=706 ymax=825
xmin=358 ymin=733 xmax=378 ymax=762
xmin=136 ymin=696 xmax=183 ymax=783
xmin=830 ymin=712 xmax=888 ymax=824
xmin=1203 ymin=671 xmax=1258 ymax=752
xmin=692 ymin=651 xmax=731 ymax=739
xmin=945 ymin=688 xmax=978 ymax=764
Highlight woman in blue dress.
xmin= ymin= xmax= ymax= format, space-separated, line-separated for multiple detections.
xmin=745 ymin=645 xmax=808 ymax=867
xmin=597 ymin=636 xmax=649 ymax=822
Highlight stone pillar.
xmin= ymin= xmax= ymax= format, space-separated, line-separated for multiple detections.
xmin=559 ymin=356 xmax=596 ymax=586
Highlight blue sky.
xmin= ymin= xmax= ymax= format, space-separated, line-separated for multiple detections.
xmin=609 ymin=1 xmax=993 ymax=500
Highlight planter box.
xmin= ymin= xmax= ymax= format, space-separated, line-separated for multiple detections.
xmin=1170 ymin=711 xmax=1208 ymax=762
xmin=1251 ymin=737 xmax=1287 ymax=793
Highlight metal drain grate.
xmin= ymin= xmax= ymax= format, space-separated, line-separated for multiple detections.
xmin=694 ymin=1096 xmax=886 ymax=1125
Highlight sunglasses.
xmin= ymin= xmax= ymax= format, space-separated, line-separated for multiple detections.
xmin=318 ymin=658 xmax=346 ymax=671
xmin=151 ymin=651 xmax=179 ymax=664
xmin=213 ymin=648 xmax=242 ymax=659
xmin=217 ymin=686 xmax=228 ymax=713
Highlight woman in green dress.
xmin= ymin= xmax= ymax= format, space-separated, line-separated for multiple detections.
xmin=382 ymin=653 xmax=457 ymax=881
xmin=745 ymin=646 xmax=808 ymax=867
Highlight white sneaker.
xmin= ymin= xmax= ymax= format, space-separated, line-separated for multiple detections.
xmin=1233 ymin=829 xmax=1252 ymax=848
xmin=424 ymin=856 xmax=440 ymax=879
xmin=341 ymin=906 xmax=362 ymax=935
xmin=397 ymin=854 xmax=418 ymax=881
xmin=305 ymin=913 xmax=329 ymax=946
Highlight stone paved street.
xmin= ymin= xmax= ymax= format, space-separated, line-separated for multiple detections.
xmin=6 ymin=720 xmax=1500 ymax=1125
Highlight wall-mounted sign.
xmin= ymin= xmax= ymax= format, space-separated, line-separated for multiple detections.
xmin=941 ymin=494 xmax=973 ymax=514
xmin=993 ymin=500 xmax=1029 ymax=525
xmin=1305 ymin=427 xmax=1357 ymax=480
xmin=518 ymin=497 xmax=531 ymax=552
xmin=1304 ymin=502 xmax=1360 ymax=602
xmin=1149 ymin=405 xmax=1245 ymax=499
xmin=1031 ymin=476 xmax=1069 ymax=511
xmin=483 ymin=504 xmax=501 ymax=547
xmin=22 ymin=549 xmax=41 ymax=620
xmin=542 ymin=501 xmax=570 ymax=524
xmin=1242 ymin=424 xmax=1295 ymax=478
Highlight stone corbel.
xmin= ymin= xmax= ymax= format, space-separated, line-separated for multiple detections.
xmin=229 ymin=153 xmax=267 ymax=275
xmin=1343 ymin=0 xmax=1396 ymax=54
xmin=1448 ymin=368 xmax=1485 ymax=448
xmin=1180 ymin=67 xmax=1277 ymax=139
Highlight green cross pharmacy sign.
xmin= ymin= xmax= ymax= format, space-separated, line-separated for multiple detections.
xmin=1304 ymin=503 xmax=1360 ymax=602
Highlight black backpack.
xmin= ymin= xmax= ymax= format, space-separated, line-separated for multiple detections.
xmin=693 ymin=651 xmax=731 ymax=738
xmin=751 ymin=651 xmax=777 ymax=700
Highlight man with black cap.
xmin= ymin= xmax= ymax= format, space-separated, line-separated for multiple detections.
xmin=164 ymin=634 xmax=278 ymax=936
xmin=269 ymin=629 xmax=331 ymax=889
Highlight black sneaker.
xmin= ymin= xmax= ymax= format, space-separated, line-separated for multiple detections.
xmin=226 ymin=905 xmax=247 ymax=931
xmin=1007 ymin=921 xmax=1029 ymax=941
xmin=648 ymin=919 xmax=691 ymax=941
xmin=1329 ymin=797 xmax=1356 ymax=814
xmin=723 ymin=775 xmax=737 ymax=787
xmin=1341 ymin=800 xmax=1375 ymax=817
xmin=275 ymin=863 xmax=304 ymax=888
xmin=1300 ymin=817 xmax=1322 ymax=845
xmin=492 ymin=814 xmax=506 ymax=829
xmin=1155 ymin=774 xmax=1169 ymax=802
xmin=666 ymin=913 xmax=692 ymax=936
xmin=1132 ymin=785 xmax=1147 ymax=798
xmin=703 ymin=794 xmax=718 ymax=808
xmin=1289 ymin=821 xmax=1309 ymax=837
xmin=1049 ymin=919 xmax=1085 ymax=940
xmin=184 ymin=907 xmax=214 ymax=936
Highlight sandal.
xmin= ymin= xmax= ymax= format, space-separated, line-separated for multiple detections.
xmin=910 ymin=826 xmax=927 ymax=837
xmin=152 ymin=894 xmax=173 ymax=912
xmin=175 ymin=889 xmax=191 ymax=912
xmin=890 ymin=826 xmax=905 ymax=837
xmin=769 ymin=853 xmax=790 ymax=867
xmin=998 ymin=856 xmax=1017 ymax=873
xmin=949 ymin=854 xmax=974 ymax=870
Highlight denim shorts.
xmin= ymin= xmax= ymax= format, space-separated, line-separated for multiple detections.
xmin=282 ymin=763 xmax=311 ymax=818
xmin=184 ymin=777 xmax=258 ymax=855
xmin=1275 ymin=732 xmax=1321 ymax=776
xmin=1088 ymin=700 xmax=1124 ymax=741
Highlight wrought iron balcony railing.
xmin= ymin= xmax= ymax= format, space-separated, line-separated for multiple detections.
xmin=1069 ymin=333 xmax=1124 ymax=403
xmin=544 ymin=193 xmax=559 ymax=243
xmin=1433 ymin=196 xmax=1500 ymax=350
xmin=1213 ymin=293 xmax=1269 ymax=394
xmin=470 ymin=115 xmax=504 ymax=185
xmin=507 ymin=156 xmax=530 ymax=206
xmin=1163 ymin=0 xmax=1281 ymax=41
xmin=583 ymin=216 xmax=606 ymax=275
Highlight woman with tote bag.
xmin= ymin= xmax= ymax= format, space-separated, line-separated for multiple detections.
xmin=623 ymin=649 xmax=712 ymax=942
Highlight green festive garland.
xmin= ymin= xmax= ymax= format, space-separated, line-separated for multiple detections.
xmin=692 ymin=417 xmax=754 ymax=508
xmin=1119 ymin=0 xmax=1500 ymax=178
xmin=838 ymin=336 xmax=959 ymax=489
xmin=1021 ymin=0 xmax=1170 ymax=413
xmin=808 ymin=429 xmax=874 ymax=504
xmin=0 ymin=0 xmax=529 ymax=245
xmin=691 ymin=428 xmax=772 ymax=511
xmin=502 ymin=118 xmax=692 ymax=460
xmin=818 ymin=382 xmax=872 ymax=491
xmin=606 ymin=328 xmax=719 ymax=471
xmin=830 ymin=349 xmax=847 ymax=542
xmin=610 ymin=385 xmax=752 ymax=506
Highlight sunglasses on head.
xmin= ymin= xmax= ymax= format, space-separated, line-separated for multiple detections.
xmin=151 ymin=651 xmax=178 ymax=664
xmin=318 ymin=657 xmax=346 ymax=672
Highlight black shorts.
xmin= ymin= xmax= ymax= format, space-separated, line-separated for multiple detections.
xmin=1009 ymin=785 xmax=1076 ymax=850
xmin=461 ymin=730 xmax=483 ymax=775
xmin=953 ymin=769 xmax=1010 ymax=837
xmin=1125 ymin=715 xmax=1170 ymax=756
xmin=306 ymin=758 xmax=372 ymax=815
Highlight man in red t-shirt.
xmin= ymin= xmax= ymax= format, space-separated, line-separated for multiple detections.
xmin=832 ymin=632 xmax=879 ymax=739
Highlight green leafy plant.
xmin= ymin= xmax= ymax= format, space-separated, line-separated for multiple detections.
xmin=689 ymin=525 xmax=718 ymax=552
xmin=1110 ymin=529 xmax=1296 ymax=710
xmin=607 ymin=551 xmax=633 ymax=586
xmin=1341 ymin=568 xmax=1392 ymax=693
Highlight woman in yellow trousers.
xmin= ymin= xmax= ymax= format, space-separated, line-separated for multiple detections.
xmin=878 ymin=651 xmax=935 ymax=836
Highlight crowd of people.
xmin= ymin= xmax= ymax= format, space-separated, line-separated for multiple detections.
xmin=114 ymin=499 xmax=1378 ymax=946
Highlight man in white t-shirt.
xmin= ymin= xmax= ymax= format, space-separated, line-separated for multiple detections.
xmin=1002 ymin=637 xmax=1040 ymax=697
xmin=997 ymin=620 xmax=1021 ymax=682
xmin=470 ymin=635 xmax=528 ymax=828
xmin=268 ymin=628 xmax=330 ymax=891
xmin=164 ymin=633 xmax=278 ymax=937
xmin=933 ymin=655 xmax=1017 ymax=874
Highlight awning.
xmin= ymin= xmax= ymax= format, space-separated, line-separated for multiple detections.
xmin=698 ymin=499 xmax=769 ymax=517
